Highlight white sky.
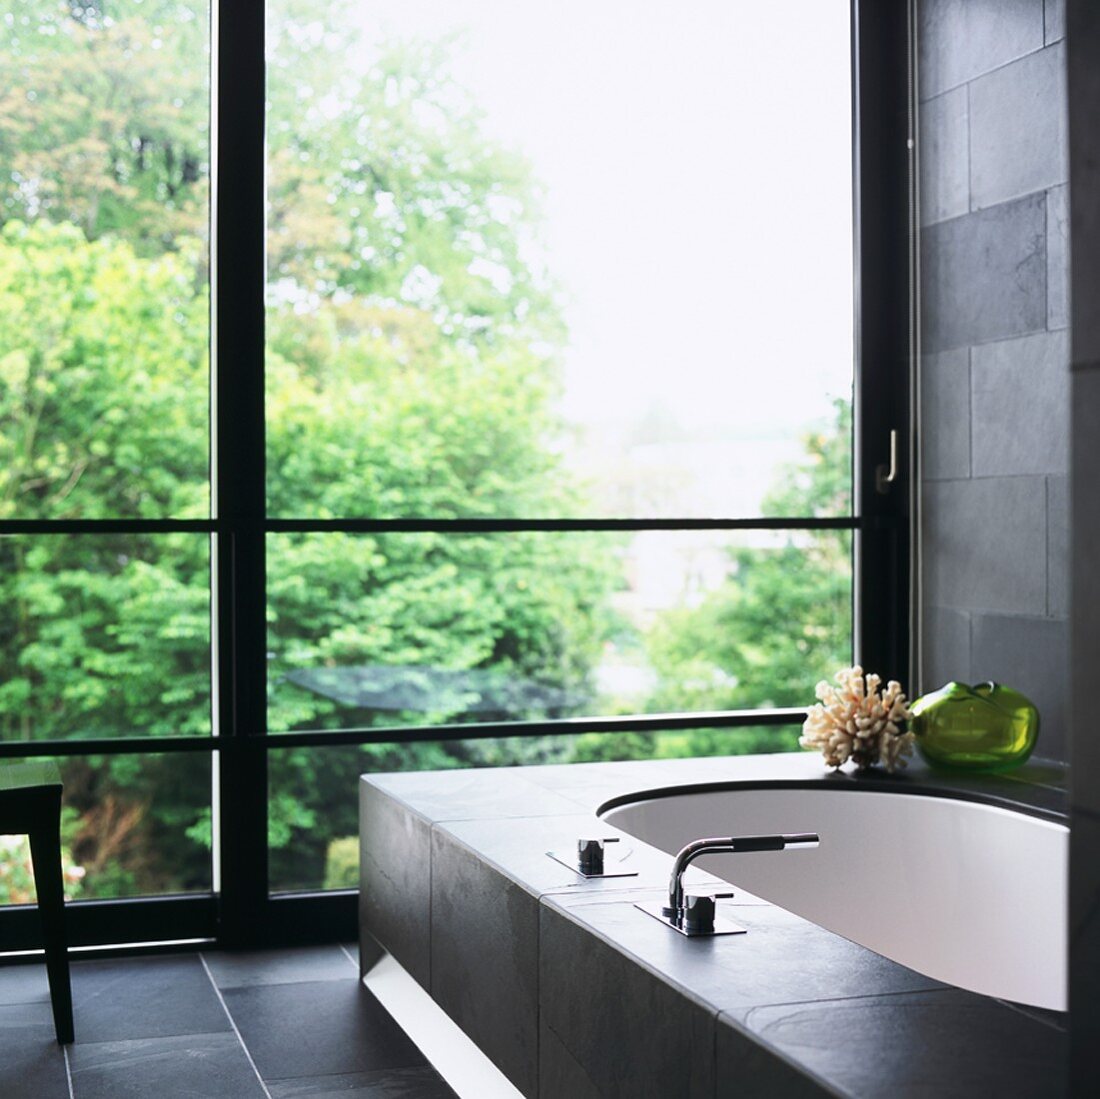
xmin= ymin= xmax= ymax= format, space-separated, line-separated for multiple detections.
xmin=354 ymin=0 xmax=854 ymax=440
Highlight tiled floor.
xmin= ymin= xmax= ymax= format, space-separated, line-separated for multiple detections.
xmin=0 ymin=945 xmax=457 ymax=1098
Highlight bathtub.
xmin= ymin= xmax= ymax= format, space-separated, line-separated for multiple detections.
xmin=600 ymin=784 xmax=1068 ymax=1011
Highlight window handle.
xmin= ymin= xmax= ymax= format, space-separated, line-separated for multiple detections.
xmin=875 ymin=429 xmax=899 ymax=495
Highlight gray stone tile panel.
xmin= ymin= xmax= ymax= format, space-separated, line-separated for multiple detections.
xmin=437 ymin=813 xmax=726 ymax=901
xmin=0 ymin=1002 xmax=71 ymax=1099
xmin=919 ymin=604 xmax=971 ymax=692
xmin=970 ymin=613 xmax=1069 ymax=762
xmin=918 ymin=0 xmax=1044 ymax=100
xmin=969 ymin=43 xmax=1067 ymax=210
xmin=1048 ymin=474 xmax=1069 ymax=616
xmin=1047 ymin=184 xmax=1069 ymax=331
xmin=716 ymin=1013 xmax=836 ymax=1099
xmin=1071 ymin=367 xmax=1100 ymax=814
xmin=539 ymin=900 xmax=717 ymax=1099
xmin=920 ymin=347 xmax=970 ymax=480
xmin=539 ymin=1017 xmax=604 ymax=1099
xmin=971 ymin=329 xmax=1069 ymax=476
xmin=544 ymin=891 xmax=944 ymax=1015
xmin=363 ymin=770 xmax=582 ymax=823
xmin=68 ymin=1032 xmax=268 ymax=1099
xmin=429 ymin=827 xmax=539 ymax=1096
xmin=728 ymin=990 xmax=1066 ymax=1098
xmin=920 ymin=195 xmax=1046 ymax=353
xmin=360 ymin=780 xmax=432 ymax=989
xmin=922 ymin=476 xmax=1047 ymax=614
xmin=203 ymin=946 xmax=356 ymax=990
xmin=919 ymin=87 xmax=969 ymax=226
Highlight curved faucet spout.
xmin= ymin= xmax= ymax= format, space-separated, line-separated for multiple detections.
xmin=666 ymin=832 xmax=819 ymax=916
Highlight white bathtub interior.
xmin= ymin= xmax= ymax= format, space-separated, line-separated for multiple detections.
xmin=601 ymin=787 xmax=1067 ymax=1011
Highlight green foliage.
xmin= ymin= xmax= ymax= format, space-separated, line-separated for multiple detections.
xmin=0 ymin=0 xmax=852 ymax=900
xmin=645 ymin=400 xmax=853 ymax=753
xmin=323 ymin=836 xmax=359 ymax=890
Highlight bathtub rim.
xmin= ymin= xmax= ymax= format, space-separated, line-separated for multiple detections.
xmin=597 ymin=772 xmax=1069 ymax=826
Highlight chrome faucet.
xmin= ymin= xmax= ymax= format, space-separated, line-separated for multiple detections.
xmin=639 ymin=832 xmax=820 ymax=936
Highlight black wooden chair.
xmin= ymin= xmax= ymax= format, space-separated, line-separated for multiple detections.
xmin=0 ymin=761 xmax=74 ymax=1044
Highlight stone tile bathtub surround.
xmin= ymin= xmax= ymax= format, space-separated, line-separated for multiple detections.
xmin=360 ymin=756 xmax=1068 ymax=1098
xmin=725 ymin=990 xmax=1066 ymax=1098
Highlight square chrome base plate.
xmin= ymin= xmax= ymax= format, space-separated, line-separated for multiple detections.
xmin=635 ymin=902 xmax=748 ymax=937
xmin=545 ymin=851 xmax=639 ymax=879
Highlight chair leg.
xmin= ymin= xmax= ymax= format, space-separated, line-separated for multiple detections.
xmin=29 ymin=823 xmax=75 ymax=1045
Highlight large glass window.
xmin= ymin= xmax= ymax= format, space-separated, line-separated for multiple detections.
xmin=0 ymin=0 xmax=906 ymax=943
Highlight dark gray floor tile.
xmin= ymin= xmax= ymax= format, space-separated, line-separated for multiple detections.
xmin=0 ymin=962 xmax=51 ymax=1006
xmin=71 ymin=955 xmax=229 ymax=1044
xmin=204 ymin=946 xmax=356 ymax=989
xmin=0 ymin=1002 xmax=71 ymax=1099
xmin=267 ymin=1065 xmax=457 ymax=1097
xmin=68 ymin=1032 xmax=266 ymax=1099
xmin=224 ymin=980 xmax=425 ymax=1081
xmin=729 ymin=989 xmax=1067 ymax=1098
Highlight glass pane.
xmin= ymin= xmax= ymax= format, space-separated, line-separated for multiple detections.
xmin=269 ymin=726 xmax=801 ymax=892
xmin=267 ymin=529 xmax=851 ymax=732
xmin=265 ymin=0 xmax=852 ymax=519
xmin=0 ymin=534 xmax=211 ymax=740
xmin=0 ymin=1 xmax=210 ymax=519
xmin=0 ymin=752 xmax=212 ymax=904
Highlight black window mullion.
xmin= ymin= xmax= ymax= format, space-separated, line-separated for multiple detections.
xmin=213 ymin=0 xmax=268 ymax=947
xmin=852 ymin=0 xmax=912 ymax=685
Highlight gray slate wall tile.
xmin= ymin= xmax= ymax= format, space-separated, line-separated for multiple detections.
xmin=921 ymin=347 xmax=971 ymax=480
xmin=922 ymin=476 xmax=1047 ymax=613
xmin=921 ymin=195 xmax=1046 ymax=353
xmin=920 ymin=604 xmax=971 ymax=692
xmin=429 ymin=827 xmax=539 ymax=1096
xmin=1046 ymin=0 xmax=1066 ymax=43
xmin=970 ymin=43 xmax=1067 ymax=210
xmin=970 ymin=613 xmax=1068 ymax=761
xmin=918 ymin=0 xmax=1044 ymax=100
xmin=1047 ymin=184 xmax=1069 ymax=330
xmin=359 ymin=781 xmax=432 ymax=989
xmin=920 ymin=87 xmax=970 ymax=225
xmin=971 ymin=329 xmax=1069 ymax=476
xmin=1048 ymin=475 xmax=1069 ymax=616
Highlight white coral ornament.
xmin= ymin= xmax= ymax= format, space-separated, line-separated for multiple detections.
xmin=800 ymin=665 xmax=914 ymax=773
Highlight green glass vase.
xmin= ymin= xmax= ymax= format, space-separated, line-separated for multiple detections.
xmin=909 ymin=681 xmax=1039 ymax=772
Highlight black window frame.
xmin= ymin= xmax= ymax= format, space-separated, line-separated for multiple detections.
xmin=0 ymin=0 xmax=911 ymax=951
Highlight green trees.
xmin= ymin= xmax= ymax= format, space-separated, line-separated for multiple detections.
xmin=0 ymin=0 xmax=852 ymax=898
